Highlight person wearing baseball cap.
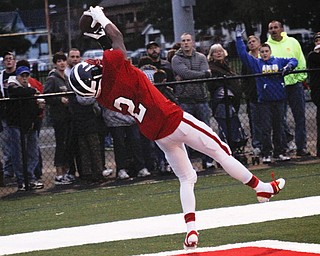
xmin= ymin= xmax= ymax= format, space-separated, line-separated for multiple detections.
xmin=143 ymin=40 xmax=175 ymax=174
xmin=15 ymin=66 xmax=31 ymax=87
xmin=16 ymin=60 xmax=45 ymax=181
xmin=313 ymin=32 xmax=320 ymax=52
xmin=314 ymin=32 xmax=320 ymax=42
xmin=145 ymin=41 xmax=174 ymax=82
xmin=16 ymin=66 xmax=30 ymax=75
xmin=6 ymin=62 xmax=44 ymax=191
xmin=146 ymin=41 xmax=159 ymax=49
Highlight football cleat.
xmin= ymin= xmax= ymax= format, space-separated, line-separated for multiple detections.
xmin=183 ymin=230 xmax=199 ymax=250
xmin=257 ymin=173 xmax=285 ymax=203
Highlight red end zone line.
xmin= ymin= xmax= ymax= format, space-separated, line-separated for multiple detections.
xmin=136 ymin=240 xmax=320 ymax=256
xmin=176 ymin=247 xmax=319 ymax=256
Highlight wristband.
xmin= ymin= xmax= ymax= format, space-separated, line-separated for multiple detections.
xmin=100 ymin=16 xmax=112 ymax=28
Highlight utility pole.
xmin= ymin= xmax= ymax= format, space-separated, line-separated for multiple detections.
xmin=67 ymin=0 xmax=72 ymax=50
xmin=44 ymin=0 xmax=52 ymax=65
xmin=171 ymin=0 xmax=196 ymax=42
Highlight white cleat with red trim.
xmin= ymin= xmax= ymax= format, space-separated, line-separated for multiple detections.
xmin=183 ymin=230 xmax=199 ymax=250
xmin=257 ymin=177 xmax=286 ymax=203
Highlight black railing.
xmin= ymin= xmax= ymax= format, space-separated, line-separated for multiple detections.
xmin=0 ymin=69 xmax=319 ymax=196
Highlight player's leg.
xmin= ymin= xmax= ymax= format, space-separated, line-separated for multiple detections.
xmin=155 ymin=137 xmax=198 ymax=249
xmin=179 ymin=112 xmax=285 ymax=202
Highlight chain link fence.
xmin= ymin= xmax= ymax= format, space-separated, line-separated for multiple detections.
xmin=0 ymin=68 xmax=318 ymax=197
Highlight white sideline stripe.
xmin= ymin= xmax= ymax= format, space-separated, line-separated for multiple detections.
xmin=134 ymin=240 xmax=320 ymax=256
xmin=1 ymin=196 xmax=320 ymax=255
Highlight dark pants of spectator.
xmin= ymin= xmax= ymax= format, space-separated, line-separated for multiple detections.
xmin=139 ymin=134 xmax=158 ymax=172
xmin=52 ymin=119 xmax=72 ymax=168
xmin=260 ymin=101 xmax=286 ymax=158
xmin=109 ymin=124 xmax=145 ymax=176
xmin=284 ymin=83 xmax=307 ymax=151
xmin=78 ymin=133 xmax=104 ymax=178
xmin=247 ymin=101 xmax=263 ymax=151
xmin=1 ymin=120 xmax=13 ymax=178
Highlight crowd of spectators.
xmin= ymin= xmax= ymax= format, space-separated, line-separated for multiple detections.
xmin=0 ymin=20 xmax=319 ymax=191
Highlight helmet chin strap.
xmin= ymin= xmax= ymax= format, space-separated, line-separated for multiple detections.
xmin=94 ymin=79 xmax=102 ymax=98
xmin=91 ymin=66 xmax=102 ymax=98
xmin=91 ymin=65 xmax=102 ymax=79
xmin=92 ymin=72 xmax=102 ymax=80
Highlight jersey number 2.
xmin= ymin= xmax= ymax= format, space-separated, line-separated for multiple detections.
xmin=114 ymin=97 xmax=146 ymax=123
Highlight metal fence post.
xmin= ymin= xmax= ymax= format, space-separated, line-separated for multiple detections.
xmin=18 ymin=99 xmax=29 ymax=190
xmin=223 ymin=77 xmax=232 ymax=148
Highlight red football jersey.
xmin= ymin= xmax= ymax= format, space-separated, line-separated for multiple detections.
xmin=97 ymin=49 xmax=183 ymax=140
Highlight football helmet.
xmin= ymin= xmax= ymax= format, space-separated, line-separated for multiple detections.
xmin=69 ymin=62 xmax=102 ymax=98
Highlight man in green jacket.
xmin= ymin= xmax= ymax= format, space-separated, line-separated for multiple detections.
xmin=267 ymin=20 xmax=310 ymax=157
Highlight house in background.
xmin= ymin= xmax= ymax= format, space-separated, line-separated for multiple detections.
xmin=0 ymin=11 xmax=26 ymax=32
xmin=0 ymin=0 xmax=168 ymax=63
xmin=19 ymin=9 xmax=47 ymax=59
xmin=45 ymin=0 xmax=157 ymax=53
xmin=142 ymin=24 xmax=166 ymax=48
xmin=0 ymin=10 xmax=48 ymax=60
xmin=99 ymin=0 xmax=149 ymax=50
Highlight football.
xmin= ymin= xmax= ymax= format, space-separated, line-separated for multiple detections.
xmin=79 ymin=14 xmax=101 ymax=33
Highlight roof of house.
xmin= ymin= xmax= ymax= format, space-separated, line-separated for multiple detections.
xmin=18 ymin=9 xmax=46 ymax=30
xmin=0 ymin=11 xmax=26 ymax=32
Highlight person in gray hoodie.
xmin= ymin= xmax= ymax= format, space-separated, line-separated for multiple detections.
xmin=44 ymin=52 xmax=74 ymax=185
xmin=171 ymin=33 xmax=214 ymax=169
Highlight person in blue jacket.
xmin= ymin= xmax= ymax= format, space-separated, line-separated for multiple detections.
xmin=236 ymin=28 xmax=298 ymax=164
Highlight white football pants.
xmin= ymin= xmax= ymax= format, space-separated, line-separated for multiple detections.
xmin=156 ymin=112 xmax=253 ymax=214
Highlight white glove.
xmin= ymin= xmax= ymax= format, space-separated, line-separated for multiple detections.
xmin=235 ymin=24 xmax=245 ymax=38
xmin=84 ymin=6 xmax=111 ymax=28
xmin=84 ymin=28 xmax=106 ymax=40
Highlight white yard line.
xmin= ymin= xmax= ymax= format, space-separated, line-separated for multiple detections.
xmin=1 ymin=196 xmax=320 ymax=255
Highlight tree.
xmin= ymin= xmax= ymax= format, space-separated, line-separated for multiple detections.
xmin=0 ymin=0 xmax=102 ymax=11
xmin=141 ymin=0 xmax=174 ymax=42
xmin=0 ymin=28 xmax=31 ymax=54
xmin=194 ymin=0 xmax=319 ymax=40
xmin=143 ymin=0 xmax=319 ymax=45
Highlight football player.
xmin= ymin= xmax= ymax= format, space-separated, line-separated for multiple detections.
xmin=69 ymin=6 xmax=285 ymax=250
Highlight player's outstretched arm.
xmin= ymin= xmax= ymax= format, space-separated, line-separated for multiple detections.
xmin=83 ymin=28 xmax=112 ymax=51
xmin=85 ymin=6 xmax=127 ymax=56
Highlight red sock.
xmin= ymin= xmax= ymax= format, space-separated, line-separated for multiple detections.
xmin=246 ymin=175 xmax=259 ymax=189
xmin=185 ymin=212 xmax=196 ymax=233
xmin=184 ymin=212 xmax=195 ymax=223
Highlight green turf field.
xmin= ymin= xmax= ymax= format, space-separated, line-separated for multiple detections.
xmin=1 ymin=163 xmax=320 ymax=255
